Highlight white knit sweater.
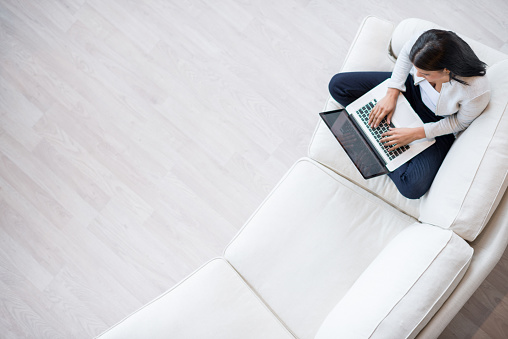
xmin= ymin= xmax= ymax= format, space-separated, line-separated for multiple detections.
xmin=386 ymin=32 xmax=491 ymax=139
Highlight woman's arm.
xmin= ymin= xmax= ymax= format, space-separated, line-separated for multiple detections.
xmin=423 ymin=91 xmax=491 ymax=139
xmin=385 ymin=33 xmax=422 ymax=91
xmin=369 ymin=32 xmax=423 ymax=128
xmin=381 ymin=88 xmax=491 ymax=149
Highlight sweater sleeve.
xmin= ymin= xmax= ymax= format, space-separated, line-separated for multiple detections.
xmin=423 ymin=90 xmax=491 ymax=139
xmin=385 ymin=33 xmax=422 ymax=92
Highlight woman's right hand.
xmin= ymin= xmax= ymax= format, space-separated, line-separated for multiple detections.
xmin=368 ymin=88 xmax=400 ymax=128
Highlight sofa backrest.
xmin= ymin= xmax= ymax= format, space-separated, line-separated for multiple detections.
xmin=390 ymin=19 xmax=508 ymax=242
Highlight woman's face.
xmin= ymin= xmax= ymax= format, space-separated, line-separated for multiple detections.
xmin=415 ymin=67 xmax=450 ymax=83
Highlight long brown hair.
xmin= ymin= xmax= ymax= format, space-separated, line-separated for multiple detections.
xmin=409 ymin=29 xmax=487 ymax=85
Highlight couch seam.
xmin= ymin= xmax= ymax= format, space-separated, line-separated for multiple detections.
xmin=222 ymin=259 xmax=299 ymax=338
xmin=96 ymin=258 xmax=298 ymax=339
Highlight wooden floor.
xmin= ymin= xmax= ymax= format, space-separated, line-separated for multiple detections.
xmin=0 ymin=0 xmax=507 ymax=337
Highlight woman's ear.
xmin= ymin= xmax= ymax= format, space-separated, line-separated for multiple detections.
xmin=444 ymin=68 xmax=452 ymax=80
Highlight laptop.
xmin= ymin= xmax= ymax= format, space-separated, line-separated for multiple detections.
xmin=320 ymin=79 xmax=435 ymax=179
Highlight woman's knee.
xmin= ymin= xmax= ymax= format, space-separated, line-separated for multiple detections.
xmin=328 ymin=71 xmax=391 ymax=107
xmin=388 ymin=165 xmax=433 ymax=199
xmin=328 ymin=73 xmax=351 ymax=105
xmin=396 ymin=182 xmax=430 ymax=200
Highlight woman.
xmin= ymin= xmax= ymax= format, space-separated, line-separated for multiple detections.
xmin=329 ymin=29 xmax=491 ymax=199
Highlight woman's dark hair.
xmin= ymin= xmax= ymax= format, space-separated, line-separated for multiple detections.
xmin=409 ymin=29 xmax=487 ymax=85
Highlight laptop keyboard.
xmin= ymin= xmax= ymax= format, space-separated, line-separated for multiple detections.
xmin=356 ymin=99 xmax=410 ymax=160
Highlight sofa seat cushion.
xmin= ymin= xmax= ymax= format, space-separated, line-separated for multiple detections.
xmin=315 ymin=224 xmax=473 ymax=339
xmin=224 ymin=158 xmax=416 ymax=339
xmin=97 ymin=258 xmax=295 ymax=339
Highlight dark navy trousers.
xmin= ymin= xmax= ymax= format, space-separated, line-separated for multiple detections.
xmin=328 ymin=72 xmax=455 ymax=199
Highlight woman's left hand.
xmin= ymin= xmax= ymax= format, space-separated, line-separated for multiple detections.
xmin=380 ymin=127 xmax=426 ymax=151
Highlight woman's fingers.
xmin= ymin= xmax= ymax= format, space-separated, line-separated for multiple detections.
xmin=386 ymin=111 xmax=394 ymax=125
xmin=369 ymin=107 xmax=386 ymax=128
xmin=369 ymin=105 xmax=393 ymax=128
xmin=381 ymin=128 xmax=418 ymax=151
xmin=381 ymin=130 xmax=402 ymax=149
xmin=369 ymin=93 xmax=397 ymax=127
xmin=381 ymin=135 xmax=396 ymax=147
xmin=368 ymin=107 xmax=377 ymax=125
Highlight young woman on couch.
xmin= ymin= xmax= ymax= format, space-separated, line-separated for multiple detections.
xmin=328 ymin=29 xmax=490 ymax=199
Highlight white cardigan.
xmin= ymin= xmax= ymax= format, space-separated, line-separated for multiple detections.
xmin=386 ymin=32 xmax=491 ymax=139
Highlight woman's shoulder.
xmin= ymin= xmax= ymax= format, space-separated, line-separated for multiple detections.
xmin=454 ymin=75 xmax=490 ymax=97
xmin=468 ymin=74 xmax=489 ymax=87
xmin=402 ymin=30 xmax=427 ymax=50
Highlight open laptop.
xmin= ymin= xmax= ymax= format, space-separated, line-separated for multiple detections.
xmin=320 ymin=79 xmax=435 ymax=179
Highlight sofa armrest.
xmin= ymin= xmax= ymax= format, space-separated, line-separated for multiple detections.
xmin=315 ymin=224 xmax=473 ymax=339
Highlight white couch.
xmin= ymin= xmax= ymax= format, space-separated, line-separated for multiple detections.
xmin=97 ymin=17 xmax=508 ymax=339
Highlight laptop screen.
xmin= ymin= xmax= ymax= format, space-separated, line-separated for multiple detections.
xmin=320 ymin=110 xmax=388 ymax=179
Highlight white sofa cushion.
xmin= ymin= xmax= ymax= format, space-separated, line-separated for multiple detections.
xmin=224 ymin=158 xmax=416 ymax=339
xmin=419 ymin=59 xmax=508 ymax=241
xmin=96 ymin=258 xmax=295 ymax=339
xmin=315 ymin=224 xmax=473 ymax=339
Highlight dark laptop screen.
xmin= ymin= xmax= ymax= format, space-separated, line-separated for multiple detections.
xmin=320 ymin=110 xmax=388 ymax=179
